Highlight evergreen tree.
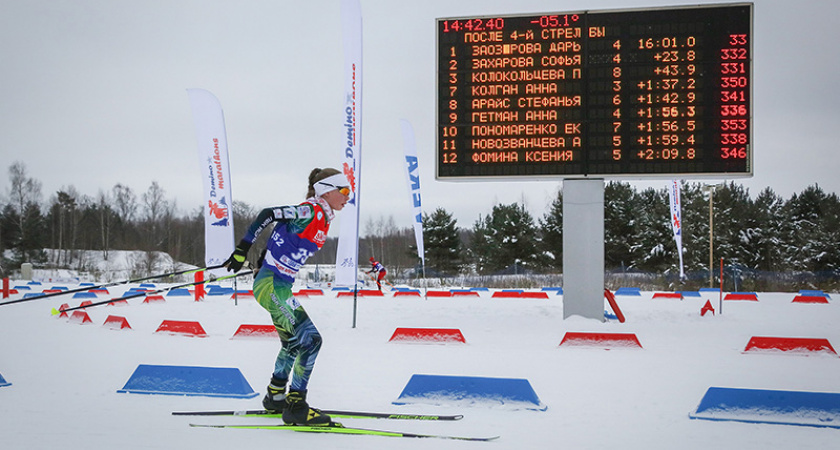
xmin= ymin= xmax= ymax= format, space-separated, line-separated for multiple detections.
xmin=0 ymin=204 xmax=19 ymax=265
xmin=422 ymin=208 xmax=463 ymax=276
xmin=679 ymin=182 xmax=711 ymax=277
xmin=782 ymin=185 xmax=840 ymax=274
xmin=741 ymin=187 xmax=783 ymax=272
xmin=710 ymin=182 xmax=751 ymax=268
xmin=538 ymin=189 xmax=563 ymax=271
xmin=470 ymin=203 xmax=539 ymax=274
xmin=630 ymin=187 xmax=672 ymax=273
xmin=604 ymin=181 xmax=636 ymax=271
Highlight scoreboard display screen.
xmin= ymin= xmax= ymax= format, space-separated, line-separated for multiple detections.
xmin=436 ymin=3 xmax=753 ymax=179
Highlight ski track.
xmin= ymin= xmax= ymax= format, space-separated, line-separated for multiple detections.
xmin=1 ymin=282 xmax=839 ymax=449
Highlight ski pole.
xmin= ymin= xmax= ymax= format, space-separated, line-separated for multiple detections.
xmin=1 ymin=264 xmax=224 ymax=307
xmin=49 ymin=268 xmax=250 ymax=315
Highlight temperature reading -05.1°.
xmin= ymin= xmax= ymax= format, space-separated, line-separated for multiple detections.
xmin=436 ymin=3 xmax=753 ymax=179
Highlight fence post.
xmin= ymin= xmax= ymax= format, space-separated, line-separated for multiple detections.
xmin=194 ymin=271 xmax=204 ymax=301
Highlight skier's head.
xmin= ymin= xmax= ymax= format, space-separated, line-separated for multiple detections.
xmin=370 ymin=257 xmax=375 ymax=262
xmin=308 ymin=168 xmax=350 ymax=211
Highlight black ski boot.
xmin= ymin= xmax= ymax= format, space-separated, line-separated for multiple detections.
xmin=282 ymin=389 xmax=332 ymax=426
xmin=262 ymin=378 xmax=287 ymax=413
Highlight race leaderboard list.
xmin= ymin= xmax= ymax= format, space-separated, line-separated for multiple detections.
xmin=436 ymin=3 xmax=753 ymax=179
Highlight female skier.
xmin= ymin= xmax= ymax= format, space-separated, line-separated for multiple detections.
xmin=223 ymin=167 xmax=350 ymax=426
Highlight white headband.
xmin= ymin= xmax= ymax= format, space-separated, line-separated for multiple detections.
xmin=314 ymin=173 xmax=350 ymax=197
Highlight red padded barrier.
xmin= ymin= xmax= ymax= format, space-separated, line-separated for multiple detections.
xmin=393 ymin=291 xmax=421 ymax=297
xmin=491 ymin=291 xmax=521 ymax=298
xmin=724 ymin=293 xmax=758 ymax=301
xmin=425 ymin=290 xmax=452 ymax=297
xmin=297 ymin=289 xmax=323 ymax=296
xmin=451 ymin=291 xmax=479 ymax=297
xmin=103 ymin=315 xmax=132 ymax=330
xmin=155 ymin=320 xmax=207 ymax=337
xmin=521 ymin=292 xmax=549 ymax=299
xmin=652 ymin=292 xmax=683 ymax=299
xmin=231 ymin=324 xmax=277 ymax=339
xmin=143 ymin=295 xmax=166 ymax=304
xmin=389 ymin=327 xmax=466 ymax=343
xmin=792 ymin=295 xmax=829 ymax=304
xmin=559 ymin=332 xmax=643 ymax=348
xmin=336 ymin=290 xmax=384 ymax=297
xmin=744 ymin=336 xmax=836 ymax=355
xmin=69 ymin=311 xmax=92 ymax=324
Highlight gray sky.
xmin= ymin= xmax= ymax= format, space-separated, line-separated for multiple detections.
xmin=1 ymin=0 xmax=838 ymax=232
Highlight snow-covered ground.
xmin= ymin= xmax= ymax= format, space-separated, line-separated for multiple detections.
xmin=1 ymin=276 xmax=839 ymax=449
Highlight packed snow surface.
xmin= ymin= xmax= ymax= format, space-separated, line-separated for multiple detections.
xmin=1 ymin=277 xmax=839 ymax=449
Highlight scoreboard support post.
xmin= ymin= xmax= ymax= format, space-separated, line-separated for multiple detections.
xmin=562 ymin=179 xmax=605 ymax=321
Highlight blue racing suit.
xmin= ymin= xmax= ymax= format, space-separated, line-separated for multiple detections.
xmin=240 ymin=197 xmax=333 ymax=391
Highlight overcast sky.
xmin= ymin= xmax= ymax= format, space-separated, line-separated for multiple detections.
xmin=1 ymin=0 xmax=838 ymax=232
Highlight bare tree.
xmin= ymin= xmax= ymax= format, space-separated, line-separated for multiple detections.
xmin=112 ymin=183 xmax=137 ymax=223
xmin=96 ymin=189 xmax=113 ymax=261
xmin=7 ymin=162 xmax=43 ymax=263
xmin=141 ymin=181 xmax=168 ymax=249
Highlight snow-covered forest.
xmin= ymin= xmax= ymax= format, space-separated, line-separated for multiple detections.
xmin=3 ymin=161 xmax=840 ymax=290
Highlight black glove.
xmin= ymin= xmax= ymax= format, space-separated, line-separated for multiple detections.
xmin=256 ymin=249 xmax=267 ymax=268
xmin=223 ymin=241 xmax=251 ymax=272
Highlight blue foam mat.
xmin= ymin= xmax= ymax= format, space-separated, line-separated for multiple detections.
xmin=167 ymin=288 xmax=191 ymax=296
xmin=393 ymin=374 xmax=547 ymax=411
xmin=117 ymin=364 xmax=258 ymax=398
xmin=615 ymin=287 xmax=641 ymax=296
xmin=690 ymin=387 xmax=840 ymax=428
xmin=799 ymin=289 xmax=830 ymax=298
xmin=0 ymin=372 xmax=10 ymax=388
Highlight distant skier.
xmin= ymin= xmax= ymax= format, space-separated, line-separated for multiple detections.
xmin=223 ymin=167 xmax=350 ymax=426
xmin=367 ymin=257 xmax=387 ymax=291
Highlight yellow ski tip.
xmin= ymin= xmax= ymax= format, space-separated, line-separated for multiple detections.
xmin=50 ymin=308 xmax=60 ymax=316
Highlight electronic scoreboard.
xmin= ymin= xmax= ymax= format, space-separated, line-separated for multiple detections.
xmin=436 ymin=3 xmax=752 ymax=179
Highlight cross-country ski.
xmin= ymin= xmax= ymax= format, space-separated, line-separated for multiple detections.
xmin=188 ymin=422 xmax=499 ymax=441
xmin=173 ymin=408 xmax=463 ymax=421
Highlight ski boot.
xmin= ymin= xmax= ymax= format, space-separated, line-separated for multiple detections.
xmin=262 ymin=378 xmax=287 ymax=413
xmin=282 ymin=389 xmax=332 ymax=426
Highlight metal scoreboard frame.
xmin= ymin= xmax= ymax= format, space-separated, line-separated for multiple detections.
xmin=435 ymin=3 xmax=754 ymax=181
